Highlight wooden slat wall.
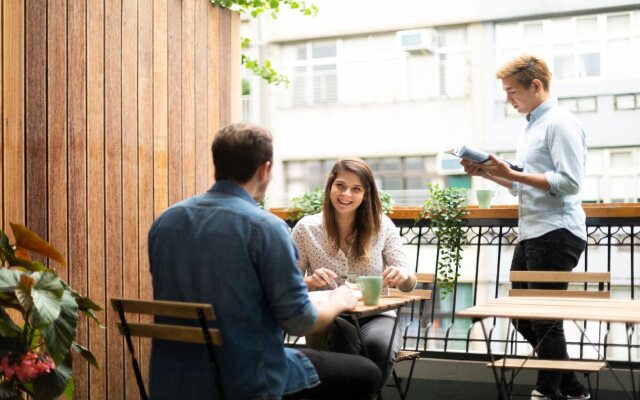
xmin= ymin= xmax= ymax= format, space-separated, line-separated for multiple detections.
xmin=0 ymin=1 xmax=240 ymax=398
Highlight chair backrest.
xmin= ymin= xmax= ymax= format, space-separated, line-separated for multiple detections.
xmin=111 ymin=298 xmax=222 ymax=344
xmin=508 ymin=271 xmax=611 ymax=299
xmin=111 ymin=298 xmax=224 ymax=400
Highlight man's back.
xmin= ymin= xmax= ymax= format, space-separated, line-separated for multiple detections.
xmin=148 ymin=181 xmax=317 ymax=399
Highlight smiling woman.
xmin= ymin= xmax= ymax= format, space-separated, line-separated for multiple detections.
xmin=291 ymin=157 xmax=417 ymax=388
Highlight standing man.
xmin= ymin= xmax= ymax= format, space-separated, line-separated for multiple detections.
xmin=148 ymin=123 xmax=381 ymax=399
xmin=461 ymin=54 xmax=589 ymax=400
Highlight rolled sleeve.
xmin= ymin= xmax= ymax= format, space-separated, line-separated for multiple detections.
xmin=256 ymin=217 xmax=318 ymax=336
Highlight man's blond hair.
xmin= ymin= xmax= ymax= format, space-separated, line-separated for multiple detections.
xmin=496 ymin=54 xmax=551 ymax=92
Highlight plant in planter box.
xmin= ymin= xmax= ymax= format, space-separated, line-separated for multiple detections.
xmin=0 ymin=223 xmax=101 ymax=400
xmin=419 ymin=183 xmax=469 ymax=298
xmin=287 ymin=187 xmax=394 ymax=223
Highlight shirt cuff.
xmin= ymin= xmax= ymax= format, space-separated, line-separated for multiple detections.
xmin=280 ymin=300 xmax=318 ymax=337
xmin=544 ymin=171 xmax=558 ymax=195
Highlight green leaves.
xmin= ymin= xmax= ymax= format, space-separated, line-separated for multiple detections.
xmin=0 ymin=224 xmax=101 ymax=399
xmin=211 ymin=0 xmax=319 ymax=86
xmin=41 ymin=291 xmax=78 ymax=365
xmin=420 ymin=183 xmax=469 ymax=298
xmin=242 ymin=53 xmax=290 ymax=86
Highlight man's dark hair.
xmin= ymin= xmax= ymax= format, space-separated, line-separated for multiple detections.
xmin=211 ymin=123 xmax=273 ymax=183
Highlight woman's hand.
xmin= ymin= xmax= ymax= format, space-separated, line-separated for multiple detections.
xmin=382 ymin=266 xmax=414 ymax=291
xmin=305 ymin=267 xmax=338 ymax=290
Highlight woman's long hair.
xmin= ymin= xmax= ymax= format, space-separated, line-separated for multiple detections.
xmin=323 ymin=157 xmax=382 ymax=261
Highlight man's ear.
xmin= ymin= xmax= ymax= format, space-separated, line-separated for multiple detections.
xmin=258 ymin=161 xmax=271 ymax=181
xmin=532 ymin=79 xmax=544 ymax=94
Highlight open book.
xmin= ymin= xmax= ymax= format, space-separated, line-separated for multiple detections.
xmin=445 ymin=145 xmax=523 ymax=172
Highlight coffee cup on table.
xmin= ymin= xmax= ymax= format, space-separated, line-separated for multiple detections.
xmin=475 ymin=190 xmax=495 ymax=209
xmin=356 ymin=276 xmax=383 ymax=305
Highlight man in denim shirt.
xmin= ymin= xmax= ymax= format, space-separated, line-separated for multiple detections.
xmin=148 ymin=123 xmax=381 ymax=399
xmin=462 ymin=55 xmax=589 ymax=400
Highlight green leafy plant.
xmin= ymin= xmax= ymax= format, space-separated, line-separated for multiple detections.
xmin=287 ymin=187 xmax=394 ymax=222
xmin=0 ymin=223 xmax=101 ymax=400
xmin=211 ymin=0 xmax=319 ymax=85
xmin=419 ymin=183 xmax=469 ymax=298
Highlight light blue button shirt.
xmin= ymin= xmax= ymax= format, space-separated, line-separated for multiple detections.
xmin=509 ymin=98 xmax=587 ymax=242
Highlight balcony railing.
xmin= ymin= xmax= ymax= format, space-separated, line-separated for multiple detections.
xmin=273 ymin=203 xmax=640 ymax=367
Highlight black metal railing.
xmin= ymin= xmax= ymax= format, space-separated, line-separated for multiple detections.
xmin=392 ymin=212 xmax=640 ymax=367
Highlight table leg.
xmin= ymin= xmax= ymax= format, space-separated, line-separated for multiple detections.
xmin=476 ymin=318 xmax=510 ymax=400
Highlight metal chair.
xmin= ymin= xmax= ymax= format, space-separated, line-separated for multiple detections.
xmin=111 ymin=298 xmax=225 ymax=400
xmin=386 ymin=273 xmax=435 ymax=400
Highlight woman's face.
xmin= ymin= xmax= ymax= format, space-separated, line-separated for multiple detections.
xmin=329 ymin=171 xmax=366 ymax=217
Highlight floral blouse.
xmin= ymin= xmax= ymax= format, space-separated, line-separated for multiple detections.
xmin=291 ymin=213 xmax=410 ymax=287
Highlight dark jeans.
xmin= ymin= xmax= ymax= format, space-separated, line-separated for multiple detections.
xmin=511 ymin=228 xmax=587 ymax=397
xmin=283 ymin=348 xmax=382 ymax=400
xmin=305 ymin=315 xmax=402 ymax=387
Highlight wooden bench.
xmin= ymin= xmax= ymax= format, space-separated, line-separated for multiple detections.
xmin=387 ymin=272 xmax=435 ymax=400
xmin=489 ymin=271 xmax=611 ymax=396
xmin=111 ymin=298 xmax=225 ymax=400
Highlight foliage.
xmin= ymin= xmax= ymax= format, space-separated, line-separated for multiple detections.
xmin=287 ymin=187 xmax=395 ymax=223
xmin=419 ymin=183 xmax=469 ymax=298
xmin=212 ymin=0 xmax=318 ymax=85
xmin=0 ymin=224 xmax=101 ymax=400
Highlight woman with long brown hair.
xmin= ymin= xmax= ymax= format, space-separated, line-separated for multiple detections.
xmin=291 ymin=157 xmax=416 ymax=385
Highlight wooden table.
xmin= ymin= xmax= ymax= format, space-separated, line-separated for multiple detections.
xmin=457 ymin=296 xmax=640 ymax=400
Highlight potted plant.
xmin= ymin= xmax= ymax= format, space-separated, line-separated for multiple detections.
xmin=419 ymin=183 xmax=469 ymax=298
xmin=287 ymin=187 xmax=394 ymax=223
xmin=0 ymin=223 xmax=101 ymax=400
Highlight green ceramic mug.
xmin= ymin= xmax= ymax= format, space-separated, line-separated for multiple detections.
xmin=357 ymin=275 xmax=383 ymax=305
xmin=476 ymin=190 xmax=495 ymax=209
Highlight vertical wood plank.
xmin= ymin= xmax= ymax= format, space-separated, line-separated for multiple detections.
xmin=47 ymin=0 xmax=68 ymax=281
xmin=181 ymin=0 xmax=196 ymax=198
xmin=3 ymin=0 xmax=25 ymax=233
xmin=121 ymin=0 xmax=140 ymax=396
xmin=194 ymin=0 xmax=209 ymax=192
xmin=207 ymin=4 xmax=220 ymax=182
xmin=0 ymin=0 xmax=3 ymax=230
xmin=25 ymin=0 xmax=47 ymax=240
xmin=138 ymin=0 xmax=154 ymax=384
xmin=68 ymin=0 xmax=89 ymax=396
xmin=218 ymin=8 xmax=231 ymax=127
xmin=87 ymin=0 xmax=106 ymax=398
xmin=230 ymin=12 xmax=241 ymax=123
xmin=167 ymin=0 xmax=182 ymax=204
xmin=153 ymin=0 xmax=168 ymax=216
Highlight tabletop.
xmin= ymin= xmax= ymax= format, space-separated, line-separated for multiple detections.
xmin=346 ymin=296 xmax=414 ymax=318
xmin=457 ymin=296 xmax=640 ymax=324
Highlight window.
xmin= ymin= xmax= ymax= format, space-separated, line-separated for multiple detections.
xmin=437 ymin=27 xmax=469 ymax=97
xmin=284 ymin=156 xmax=440 ymax=196
xmin=290 ymin=41 xmax=338 ymax=107
xmin=614 ymin=93 xmax=640 ymax=110
xmin=583 ymin=147 xmax=640 ymax=203
xmin=496 ymin=11 xmax=640 ymax=81
xmin=558 ymin=96 xmax=597 ymax=113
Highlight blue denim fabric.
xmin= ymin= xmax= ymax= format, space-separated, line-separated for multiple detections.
xmin=148 ymin=181 xmax=319 ymax=399
xmin=509 ymin=98 xmax=587 ymax=242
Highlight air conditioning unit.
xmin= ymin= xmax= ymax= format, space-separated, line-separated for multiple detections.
xmin=396 ymin=29 xmax=437 ymax=54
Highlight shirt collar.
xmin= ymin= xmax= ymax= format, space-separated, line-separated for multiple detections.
xmin=527 ymin=97 xmax=557 ymax=123
xmin=209 ymin=180 xmax=257 ymax=205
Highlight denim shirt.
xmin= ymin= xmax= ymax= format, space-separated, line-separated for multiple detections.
xmin=510 ymin=98 xmax=587 ymax=242
xmin=148 ymin=181 xmax=319 ymax=399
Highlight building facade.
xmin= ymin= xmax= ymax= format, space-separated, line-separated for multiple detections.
xmin=242 ymin=0 xmax=640 ymax=206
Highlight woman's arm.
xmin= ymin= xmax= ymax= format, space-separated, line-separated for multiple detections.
xmin=381 ymin=216 xmax=416 ymax=292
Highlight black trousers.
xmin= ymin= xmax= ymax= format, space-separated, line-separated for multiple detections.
xmin=283 ymin=348 xmax=382 ymax=400
xmin=511 ymin=228 xmax=587 ymax=397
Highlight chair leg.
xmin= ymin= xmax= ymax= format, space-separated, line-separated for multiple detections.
xmin=391 ymin=367 xmax=406 ymax=400
xmin=402 ymin=359 xmax=418 ymax=400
